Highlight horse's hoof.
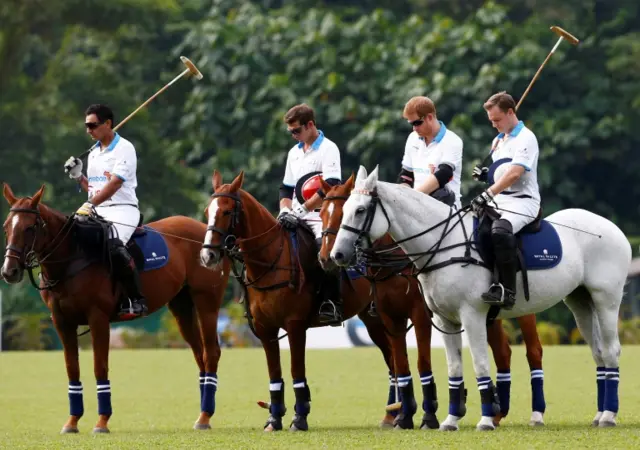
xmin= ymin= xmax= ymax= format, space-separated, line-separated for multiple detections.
xmin=60 ymin=426 xmax=79 ymax=434
xmin=264 ymin=415 xmax=283 ymax=432
xmin=592 ymin=411 xmax=603 ymax=427
xmin=420 ymin=413 xmax=439 ymax=430
xmin=476 ymin=416 xmax=496 ymax=431
xmin=439 ymin=424 xmax=458 ymax=431
xmin=393 ymin=413 xmax=414 ymax=430
xmin=193 ymin=423 xmax=211 ymax=430
xmin=92 ymin=427 xmax=110 ymax=434
xmin=599 ymin=420 xmax=616 ymax=428
xmin=529 ymin=411 xmax=544 ymax=427
xmin=289 ymin=414 xmax=308 ymax=432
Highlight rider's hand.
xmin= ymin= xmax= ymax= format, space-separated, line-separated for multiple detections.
xmin=64 ymin=156 xmax=83 ymax=179
xmin=472 ymin=165 xmax=489 ymax=182
xmin=75 ymin=201 xmax=95 ymax=217
xmin=471 ymin=189 xmax=494 ymax=214
xmin=277 ymin=207 xmax=298 ymax=230
xmin=291 ymin=204 xmax=308 ymax=218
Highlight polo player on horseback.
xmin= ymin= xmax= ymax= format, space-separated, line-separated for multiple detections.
xmin=471 ymin=91 xmax=542 ymax=310
xmin=397 ymin=96 xmax=463 ymax=208
xmin=277 ymin=103 xmax=343 ymax=325
xmin=63 ymin=104 xmax=148 ymax=319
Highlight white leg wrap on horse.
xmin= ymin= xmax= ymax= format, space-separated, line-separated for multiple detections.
xmin=439 ymin=415 xmax=461 ymax=431
xmin=529 ymin=411 xmax=544 ymax=426
xmin=476 ymin=416 xmax=496 ymax=431
xmin=599 ymin=410 xmax=617 ymax=427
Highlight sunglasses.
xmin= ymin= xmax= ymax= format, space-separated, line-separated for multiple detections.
xmin=409 ymin=117 xmax=425 ymax=127
xmin=287 ymin=125 xmax=305 ymax=135
xmin=85 ymin=121 xmax=104 ymax=130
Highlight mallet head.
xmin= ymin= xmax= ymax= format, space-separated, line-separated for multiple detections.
xmin=180 ymin=56 xmax=204 ymax=80
xmin=550 ymin=26 xmax=580 ymax=45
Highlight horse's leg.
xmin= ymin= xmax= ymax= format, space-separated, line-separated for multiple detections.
xmin=410 ymin=299 xmax=438 ymax=430
xmin=52 ymin=315 xmax=82 ymax=434
xmin=88 ymin=310 xmax=112 ymax=433
xmin=437 ymin=316 xmax=466 ymax=432
xmin=286 ymin=320 xmax=310 ymax=432
xmin=193 ymin=290 xmax=222 ymax=430
xmin=358 ymin=311 xmax=397 ymax=428
xmin=589 ymin=287 xmax=623 ymax=428
xmin=261 ymin=328 xmax=285 ymax=432
xmin=517 ymin=314 xmax=546 ymax=426
xmin=486 ymin=319 xmax=512 ymax=426
xmin=461 ymin=308 xmax=500 ymax=431
xmin=167 ymin=291 xmax=207 ymax=429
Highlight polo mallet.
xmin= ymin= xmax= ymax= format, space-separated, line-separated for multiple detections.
xmin=385 ymin=374 xmax=402 ymax=413
xmin=515 ymin=26 xmax=580 ymax=112
xmin=78 ymin=55 xmax=203 ymax=159
xmin=475 ymin=26 xmax=580 ymax=170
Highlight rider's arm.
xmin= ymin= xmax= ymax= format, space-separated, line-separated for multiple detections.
xmin=488 ymin=134 xmax=538 ymax=196
xmin=280 ymin=151 xmax=296 ymax=211
xmin=90 ymin=177 xmax=124 ymax=206
xmin=302 ymin=178 xmax=340 ymax=211
xmin=77 ymin=175 xmax=89 ymax=193
xmin=415 ymin=135 xmax=461 ymax=195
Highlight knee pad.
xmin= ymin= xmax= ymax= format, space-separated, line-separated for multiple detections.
xmin=491 ymin=219 xmax=515 ymax=248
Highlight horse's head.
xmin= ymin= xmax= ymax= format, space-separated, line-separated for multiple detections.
xmin=318 ymin=173 xmax=355 ymax=271
xmin=330 ymin=165 xmax=389 ymax=267
xmin=200 ymin=170 xmax=244 ymax=268
xmin=2 ymin=183 xmax=47 ymax=283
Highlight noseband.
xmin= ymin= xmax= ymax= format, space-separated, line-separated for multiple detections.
xmin=203 ymin=192 xmax=242 ymax=252
xmin=4 ymin=206 xmax=44 ymax=267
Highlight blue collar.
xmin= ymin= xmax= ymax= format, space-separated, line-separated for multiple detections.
xmin=297 ymin=130 xmax=324 ymax=151
xmin=496 ymin=120 xmax=524 ymax=139
xmin=99 ymin=133 xmax=120 ymax=152
xmin=419 ymin=121 xmax=447 ymax=144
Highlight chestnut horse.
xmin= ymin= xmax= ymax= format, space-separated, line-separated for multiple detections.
xmin=1 ymin=183 xmax=230 ymax=433
xmin=200 ymin=171 xmax=406 ymax=432
xmin=318 ymin=175 xmax=548 ymax=427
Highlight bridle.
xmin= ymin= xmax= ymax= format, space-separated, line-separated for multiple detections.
xmin=335 ymin=188 xmax=391 ymax=244
xmin=202 ymin=192 xmax=242 ymax=253
xmin=319 ymin=194 xmax=349 ymax=238
xmin=4 ymin=206 xmax=46 ymax=269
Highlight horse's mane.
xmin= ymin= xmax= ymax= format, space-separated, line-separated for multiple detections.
xmin=238 ymin=188 xmax=278 ymax=225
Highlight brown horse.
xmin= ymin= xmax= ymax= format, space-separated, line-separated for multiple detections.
xmin=1 ymin=183 xmax=230 ymax=433
xmin=318 ymin=175 xmax=548 ymax=427
xmin=200 ymin=170 xmax=406 ymax=432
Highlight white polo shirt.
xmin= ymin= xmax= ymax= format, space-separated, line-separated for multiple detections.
xmin=87 ymin=133 xmax=139 ymax=207
xmin=490 ymin=121 xmax=540 ymax=202
xmin=283 ymin=131 xmax=341 ymax=211
xmin=401 ymin=122 xmax=463 ymax=208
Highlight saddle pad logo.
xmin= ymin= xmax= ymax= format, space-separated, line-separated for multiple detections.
xmin=133 ymin=226 xmax=170 ymax=271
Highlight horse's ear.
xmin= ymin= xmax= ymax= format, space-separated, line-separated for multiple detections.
xmin=319 ymin=177 xmax=332 ymax=194
xmin=356 ymin=165 xmax=368 ymax=182
xmin=368 ymin=165 xmax=380 ymax=183
xmin=212 ymin=170 xmax=223 ymax=191
xmin=230 ymin=171 xmax=244 ymax=192
xmin=3 ymin=183 xmax=17 ymax=206
xmin=30 ymin=185 xmax=46 ymax=208
xmin=345 ymin=172 xmax=355 ymax=190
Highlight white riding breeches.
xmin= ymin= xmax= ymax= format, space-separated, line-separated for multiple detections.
xmin=493 ymin=195 xmax=540 ymax=234
xmin=302 ymin=210 xmax=323 ymax=241
xmin=95 ymin=204 xmax=141 ymax=244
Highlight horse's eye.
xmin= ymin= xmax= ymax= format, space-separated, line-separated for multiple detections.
xmin=222 ymin=210 xmax=232 ymax=216
xmin=355 ymin=207 xmax=366 ymax=215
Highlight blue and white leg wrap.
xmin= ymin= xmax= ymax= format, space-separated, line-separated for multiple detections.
xmin=199 ymin=371 xmax=205 ymax=403
xmin=420 ymin=372 xmax=437 ymax=414
xmin=448 ymin=376 xmax=465 ymax=417
xmin=387 ymin=373 xmax=399 ymax=417
xmin=293 ymin=378 xmax=311 ymax=416
xmin=596 ymin=367 xmax=605 ymax=412
xmin=396 ymin=374 xmax=415 ymax=415
xmin=68 ymin=381 xmax=84 ymax=417
xmin=201 ymin=372 xmax=218 ymax=415
xmin=96 ymin=380 xmax=112 ymax=417
xmin=477 ymin=376 xmax=498 ymax=417
xmin=604 ymin=368 xmax=619 ymax=413
xmin=496 ymin=370 xmax=511 ymax=416
xmin=269 ymin=379 xmax=286 ymax=417
xmin=530 ymin=369 xmax=546 ymax=413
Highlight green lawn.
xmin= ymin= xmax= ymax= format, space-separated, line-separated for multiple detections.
xmin=1 ymin=346 xmax=640 ymax=449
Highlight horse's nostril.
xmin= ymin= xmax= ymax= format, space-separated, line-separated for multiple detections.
xmin=334 ymin=251 xmax=344 ymax=262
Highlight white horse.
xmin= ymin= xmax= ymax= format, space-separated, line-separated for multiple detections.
xmin=330 ymin=166 xmax=630 ymax=431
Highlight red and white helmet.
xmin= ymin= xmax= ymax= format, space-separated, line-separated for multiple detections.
xmin=295 ymin=171 xmax=323 ymax=204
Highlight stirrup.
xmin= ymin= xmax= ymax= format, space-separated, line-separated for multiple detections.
xmin=118 ymin=298 xmax=148 ymax=320
xmin=482 ymin=284 xmax=515 ymax=310
xmin=318 ymin=301 xmax=342 ymax=326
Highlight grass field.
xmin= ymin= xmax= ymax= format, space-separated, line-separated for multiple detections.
xmin=1 ymin=346 xmax=640 ymax=449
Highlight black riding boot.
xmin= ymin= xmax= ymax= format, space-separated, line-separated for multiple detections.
xmin=318 ymin=272 xmax=343 ymax=326
xmin=110 ymin=241 xmax=149 ymax=319
xmin=481 ymin=220 xmax=517 ymax=310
